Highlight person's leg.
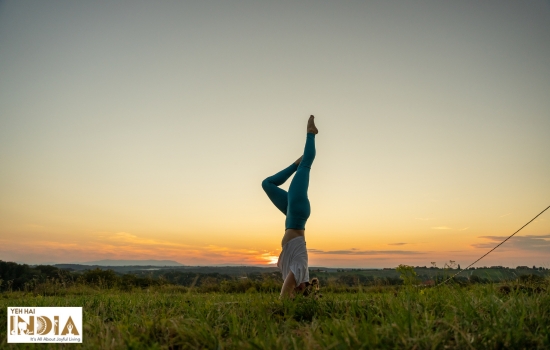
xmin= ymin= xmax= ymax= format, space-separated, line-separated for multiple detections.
xmin=261 ymin=160 xmax=299 ymax=215
xmin=286 ymin=132 xmax=316 ymax=229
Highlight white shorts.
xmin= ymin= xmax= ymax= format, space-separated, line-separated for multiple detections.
xmin=277 ymin=236 xmax=309 ymax=285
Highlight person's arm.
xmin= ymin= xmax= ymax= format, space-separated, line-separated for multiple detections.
xmin=280 ymin=271 xmax=297 ymax=298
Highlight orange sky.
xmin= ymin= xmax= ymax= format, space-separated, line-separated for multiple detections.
xmin=1 ymin=1 xmax=549 ymax=268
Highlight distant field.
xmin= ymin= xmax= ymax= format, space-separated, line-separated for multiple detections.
xmin=1 ymin=281 xmax=549 ymax=349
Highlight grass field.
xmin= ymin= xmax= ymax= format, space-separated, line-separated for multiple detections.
xmin=1 ymin=281 xmax=549 ymax=349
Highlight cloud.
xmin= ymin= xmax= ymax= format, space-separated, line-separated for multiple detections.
xmin=431 ymin=226 xmax=452 ymax=230
xmin=459 ymin=227 xmax=469 ymax=231
xmin=415 ymin=218 xmax=434 ymax=221
xmin=387 ymin=242 xmax=408 ymax=246
xmin=472 ymin=234 xmax=550 ymax=252
xmin=0 ymin=231 xmax=281 ymax=265
xmin=308 ymin=248 xmax=425 ymax=255
xmin=499 ymin=213 xmax=512 ymax=218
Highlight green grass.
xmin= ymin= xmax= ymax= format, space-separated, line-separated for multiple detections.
xmin=1 ymin=283 xmax=549 ymax=349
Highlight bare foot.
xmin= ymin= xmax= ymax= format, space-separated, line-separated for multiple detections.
xmin=294 ymin=156 xmax=303 ymax=165
xmin=307 ymin=115 xmax=318 ymax=134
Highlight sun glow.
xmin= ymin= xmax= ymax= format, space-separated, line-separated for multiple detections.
xmin=261 ymin=253 xmax=279 ymax=265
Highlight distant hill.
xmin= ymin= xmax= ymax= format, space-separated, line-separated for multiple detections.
xmin=52 ymin=264 xmax=281 ymax=274
xmin=80 ymin=259 xmax=184 ymax=266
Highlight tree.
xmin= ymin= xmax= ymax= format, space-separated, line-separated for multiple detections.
xmin=396 ymin=265 xmax=419 ymax=286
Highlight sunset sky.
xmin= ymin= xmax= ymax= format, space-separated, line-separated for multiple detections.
xmin=1 ymin=0 xmax=549 ymax=268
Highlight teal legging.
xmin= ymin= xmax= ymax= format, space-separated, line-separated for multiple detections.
xmin=262 ymin=133 xmax=316 ymax=230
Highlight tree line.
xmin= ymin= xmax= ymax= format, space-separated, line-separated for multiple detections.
xmin=1 ymin=260 xmax=546 ymax=294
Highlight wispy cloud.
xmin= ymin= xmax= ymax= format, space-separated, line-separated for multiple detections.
xmin=415 ymin=218 xmax=434 ymax=221
xmin=472 ymin=234 xmax=550 ymax=252
xmin=308 ymin=248 xmax=425 ymax=255
xmin=387 ymin=242 xmax=408 ymax=246
xmin=499 ymin=213 xmax=512 ymax=218
xmin=459 ymin=227 xmax=469 ymax=231
xmin=0 ymin=231 xmax=281 ymax=265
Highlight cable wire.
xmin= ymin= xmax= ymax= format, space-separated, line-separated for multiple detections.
xmin=437 ymin=204 xmax=550 ymax=286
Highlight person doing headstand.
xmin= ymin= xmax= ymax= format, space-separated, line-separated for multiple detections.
xmin=261 ymin=115 xmax=318 ymax=298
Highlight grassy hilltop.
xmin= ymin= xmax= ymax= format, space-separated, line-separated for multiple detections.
xmin=1 ymin=261 xmax=549 ymax=349
xmin=1 ymin=282 xmax=549 ymax=349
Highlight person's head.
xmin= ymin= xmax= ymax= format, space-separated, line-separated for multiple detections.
xmin=302 ymin=277 xmax=320 ymax=297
